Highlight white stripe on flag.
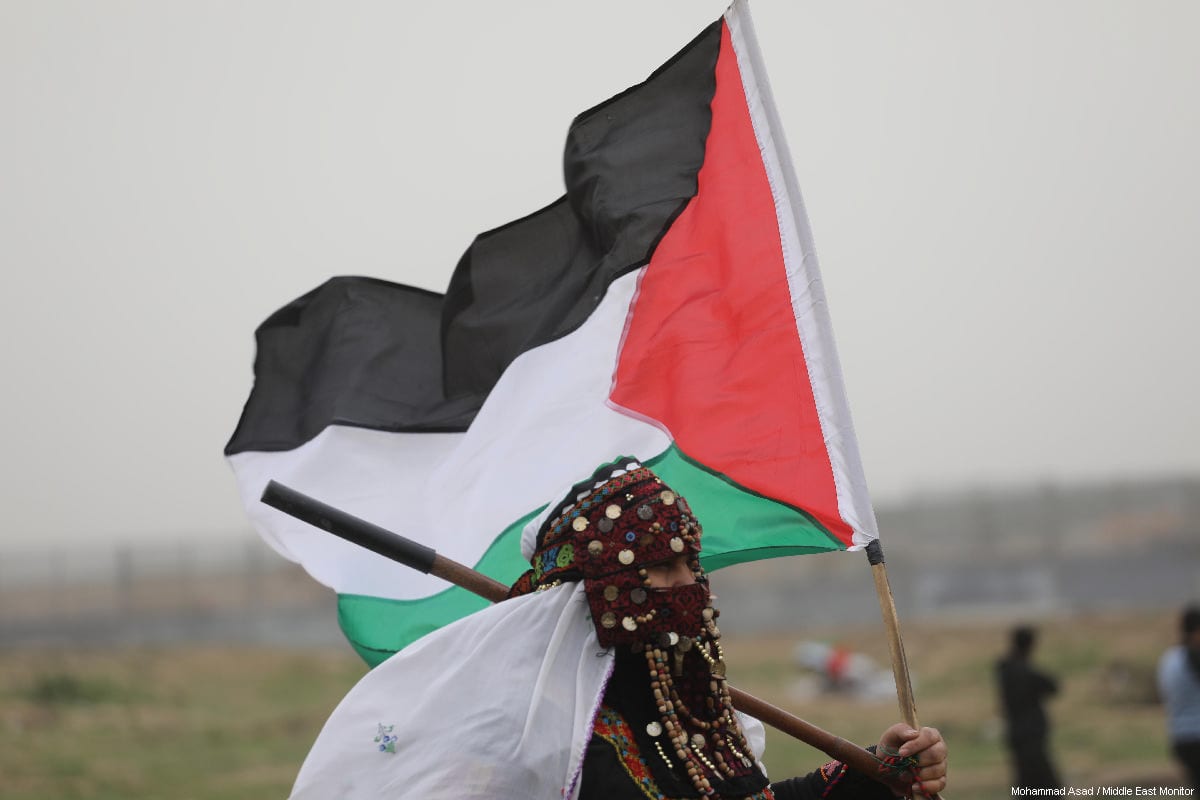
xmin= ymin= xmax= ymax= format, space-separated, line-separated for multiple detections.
xmin=229 ymin=270 xmax=671 ymax=600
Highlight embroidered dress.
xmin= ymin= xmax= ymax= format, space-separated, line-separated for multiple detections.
xmin=579 ymin=649 xmax=894 ymax=800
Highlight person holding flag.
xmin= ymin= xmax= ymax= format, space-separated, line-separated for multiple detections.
xmin=229 ymin=1 xmax=952 ymax=797
xmin=286 ymin=458 xmax=947 ymax=799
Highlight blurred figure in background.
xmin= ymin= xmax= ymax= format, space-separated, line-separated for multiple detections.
xmin=1158 ymin=605 xmax=1200 ymax=787
xmin=996 ymin=625 xmax=1061 ymax=789
xmin=792 ymin=640 xmax=897 ymax=701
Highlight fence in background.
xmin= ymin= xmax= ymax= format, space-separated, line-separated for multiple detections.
xmin=0 ymin=536 xmax=341 ymax=647
xmin=3 ymin=476 xmax=1199 ymax=647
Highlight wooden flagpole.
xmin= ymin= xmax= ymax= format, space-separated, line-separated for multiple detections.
xmin=261 ymin=480 xmax=924 ymax=797
xmin=867 ymin=539 xmax=939 ymax=798
xmin=866 ymin=540 xmax=920 ymax=727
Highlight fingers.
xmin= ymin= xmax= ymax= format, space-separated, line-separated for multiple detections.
xmin=878 ymin=722 xmax=918 ymax=751
xmin=897 ymin=725 xmax=942 ymax=757
xmin=911 ymin=769 xmax=948 ymax=798
xmin=902 ymin=727 xmax=947 ymax=797
xmin=877 ymin=724 xmax=948 ymax=796
xmin=908 ymin=769 xmax=947 ymax=798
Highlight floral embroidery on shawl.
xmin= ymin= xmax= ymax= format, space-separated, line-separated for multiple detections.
xmin=373 ymin=723 xmax=397 ymax=754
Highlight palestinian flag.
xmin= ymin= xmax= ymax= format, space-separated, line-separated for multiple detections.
xmin=226 ymin=0 xmax=879 ymax=667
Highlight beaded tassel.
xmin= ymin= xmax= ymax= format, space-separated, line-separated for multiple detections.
xmin=631 ymin=548 xmax=757 ymax=794
xmin=641 ymin=625 xmax=757 ymax=796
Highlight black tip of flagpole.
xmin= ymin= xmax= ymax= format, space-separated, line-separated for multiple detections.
xmin=865 ymin=539 xmax=885 ymax=566
xmin=260 ymin=480 xmax=437 ymax=575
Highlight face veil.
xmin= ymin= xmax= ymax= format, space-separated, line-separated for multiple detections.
xmin=511 ymin=458 xmax=769 ymax=797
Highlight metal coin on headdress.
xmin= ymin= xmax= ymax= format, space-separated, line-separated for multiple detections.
xmin=618 ymin=549 xmax=634 ymax=565
xmin=572 ymin=516 xmax=589 ymax=531
xmin=678 ymin=636 xmax=694 ymax=652
xmin=667 ymin=632 xmax=680 ymax=646
xmin=603 ymin=585 xmax=619 ymax=602
xmin=710 ymin=659 xmax=727 ymax=678
xmin=636 ymin=505 xmax=654 ymax=521
xmin=670 ymin=537 xmax=684 ymax=553
xmin=605 ymin=504 xmax=622 ymax=518
xmin=661 ymin=490 xmax=676 ymax=505
xmin=646 ymin=721 xmax=663 ymax=737
xmin=691 ymin=733 xmax=706 ymax=750
xmin=587 ymin=540 xmax=604 ymax=556
xmin=600 ymin=612 xmax=616 ymax=629
xmin=630 ymin=588 xmax=647 ymax=604
xmin=597 ymin=517 xmax=614 ymax=533
xmin=656 ymin=632 xmax=672 ymax=648
xmin=622 ymin=616 xmax=637 ymax=631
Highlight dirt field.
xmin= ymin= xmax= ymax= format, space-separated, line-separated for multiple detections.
xmin=0 ymin=610 xmax=1187 ymax=799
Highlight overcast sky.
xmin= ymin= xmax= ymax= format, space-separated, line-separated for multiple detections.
xmin=2 ymin=1 xmax=1197 ymax=548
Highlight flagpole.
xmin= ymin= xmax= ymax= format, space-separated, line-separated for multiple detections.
xmin=864 ymin=537 xmax=944 ymax=800
xmin=261 ymin=480 xmax=922 ymax=796
xmin=865 ymin=540 xmax=920 ymax=727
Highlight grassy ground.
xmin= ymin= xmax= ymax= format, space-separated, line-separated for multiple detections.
xmin=0 ymin=647 xmax=366 ymax=800
xmin=727 ymin=611 xmax=1181 ymax=798
xmin=0 ymin=611 xmax=1186 ymax=799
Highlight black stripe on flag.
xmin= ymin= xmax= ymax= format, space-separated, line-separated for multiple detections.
xmin=227 ymin=21 xmax=721 ymax=456
xmin=226 ymin=277 xmax=479 ymax=454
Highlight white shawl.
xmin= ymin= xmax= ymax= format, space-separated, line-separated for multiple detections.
xmin=289 ymin=580 xmax=766 ymax=798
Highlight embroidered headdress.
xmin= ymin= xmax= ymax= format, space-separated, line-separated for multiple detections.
xmin=510 ymin=458 xmax=711 ymax=646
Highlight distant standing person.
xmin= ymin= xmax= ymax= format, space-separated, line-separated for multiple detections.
xmin=996 ymin=625 xmax=1062 ymax=789
xmin=1159 ymin=606 xmax=1200 ymax=787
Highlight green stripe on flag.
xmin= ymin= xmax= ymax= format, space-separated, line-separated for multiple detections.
xmin=338 ymin=587 xmax=493 ymax=667
xmin=337 ymin=445 xmax=843 ymax=667
xmin=647 ymin=446 xmax=845 ymax=571
xmin=336 ymin=508 xmax=541 ymax=666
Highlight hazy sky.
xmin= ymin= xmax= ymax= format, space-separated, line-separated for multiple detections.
xmin=2 ymin=1 xmax=1197 ymax=548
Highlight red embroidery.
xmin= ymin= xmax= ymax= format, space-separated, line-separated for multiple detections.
xmin=591 ymin=705 xmax=777 ymax=800
xmin=593 ymin=705 xmax=665 ymax=800
xmin=816 ymin=760 xmax=849 ymax=798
